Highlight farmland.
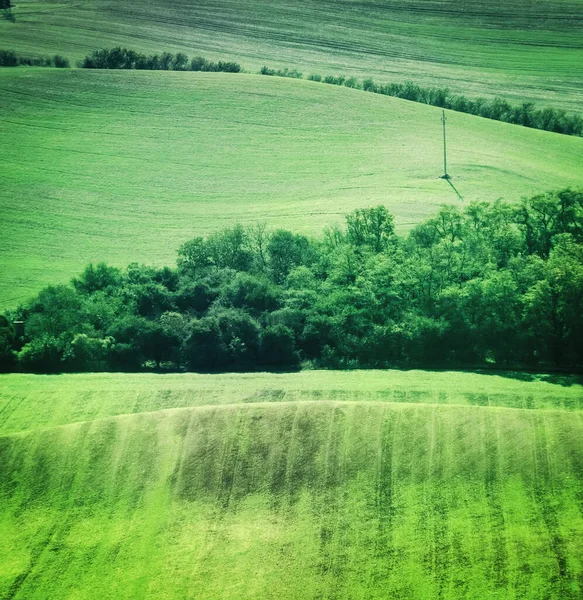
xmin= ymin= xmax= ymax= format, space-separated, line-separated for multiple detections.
xmin=1 ymin=371 xmax=583 ymax=599
xmin=1 ymin=0 xmax=582 ymax=112
xmin=2 ymin=68 xmax=583 ymax=307
xmin=1 ymin=0 xmax=583 ymax=596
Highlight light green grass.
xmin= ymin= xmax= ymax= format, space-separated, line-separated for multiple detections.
xmin=1 ymin=370 xmax=583 ymax=436
xmin=1 ymin=0 xmax=582 ymax=111
xmin=2 ymin=68 xmax=583 ymax=307
xmin=1 ymin=376 xmax=583 ymax=598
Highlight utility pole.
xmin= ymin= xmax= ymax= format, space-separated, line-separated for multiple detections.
xmin=440 ymin=109 xmax=450 ymax=180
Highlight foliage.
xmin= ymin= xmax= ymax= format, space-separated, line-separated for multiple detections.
xmin=260 ymin=66 xmax=302 ymax=78
xmin=80 ymin=48 xmax=241 ymax=72
xmin=2 ymin=190 xmax=583 ymax=373
xmin=0 ymin=50 xmax=70 ymax=67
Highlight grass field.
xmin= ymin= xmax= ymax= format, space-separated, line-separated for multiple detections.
xmin=1 ymin=0 xmax=582 ymax=112
xmin=1 ymin=370 xmax=583 ymax=599
xmin=2 ymin=68 xmax=583 ymax=308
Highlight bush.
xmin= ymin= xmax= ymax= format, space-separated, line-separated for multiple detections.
xmin=260 ymin=325 xmax=298 ymax=367
xmin=81 ymin=48 xmax=241 ymax=73
xmin=53 ymin=55 xmax=70 ymax=68
xmin=0 ymin=50 xmax=17 ymax=66
xmin=323 ymin=75 xmax=345 ymax=86
xmin=0 ymin=50 xmax=70 ymax=68
xmin=18 ymin=336 xmax=65 ymax=372
xmin=259 ymin=66 xmax=302 ymax=78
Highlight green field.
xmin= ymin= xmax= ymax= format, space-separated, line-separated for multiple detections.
xmin=1 ymin=0 xmax=582 ymax=112
xmin=2 ymin=1 xmax=583 ymax=597
xmin=1 ymin=370 xmax=583 ymax=599
xmin=2 ymin=68 xmax=583 ymax=308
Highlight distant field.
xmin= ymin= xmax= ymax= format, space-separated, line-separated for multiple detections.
xmin=1 ymin=370 xmax=583 ymax=599
xmin=1 ymin=0 xmax=582 ymax=111
xmin=2 ymin=68 xmax=583 ymax=308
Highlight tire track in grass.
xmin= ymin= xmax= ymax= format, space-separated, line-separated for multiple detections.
xmin=483 ymin=410 xmax=509 ymax=591
xmin=427 ymin=408 xmax=451 ymax=600
xmin=372 ymin=405 xmax=399 ymax=592
xmin=3 ymin=422 xmax=93 ymax=599
xmin=316 ymin=404 xmax=347 ymax=599
xmin=532 ymin=413 xmax=575 ymax=599
xmin=0 ymin=394 xmax=30 ymax=433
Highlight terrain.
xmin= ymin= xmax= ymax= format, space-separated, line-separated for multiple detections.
xmin=1 ymin=0 xmax=583 ymax=598
xmin=1 ymin=0 xmax=582 ymax=112
xmin=2 ymin=68 xmax=583 ymax=307
xmin=1 ymin=370 xmax=583 ymax=599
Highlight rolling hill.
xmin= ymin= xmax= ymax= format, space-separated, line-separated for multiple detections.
xmin=1 ymin=0 xmax=582 ymax=112
xmin=1 ymin=370 xmax=583 ymax=599
xmin=2 ymin=68 xmax=583 ymax=307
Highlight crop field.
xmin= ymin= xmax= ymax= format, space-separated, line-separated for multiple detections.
xmin=1 ymin=0 xmax=582 ymax=112
xmin=1 ymin=370 xmax=582 ymax=599
xmin=2 ymin=68 xmax=583 ymax=308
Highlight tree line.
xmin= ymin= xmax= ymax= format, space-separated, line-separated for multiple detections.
xmin=3 ymin=45 xmax=579 ymax=137
xmin=1 ymin=189 xmax=582 ymax=373
xmin=80 ymin=48 xmax=241 ymax=72
xmin=0 ymin=50 xmax=69 ymax=67
xmin=260 ymin=67 xmax=583 ymax=137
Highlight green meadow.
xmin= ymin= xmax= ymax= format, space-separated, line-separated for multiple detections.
xmin=1 ymin=0 xmax=582 ymax=111
xmin=2 ymin=68 xmax=583 ymax=307
xmin=1 ymin=370 xmax=583 ymax=599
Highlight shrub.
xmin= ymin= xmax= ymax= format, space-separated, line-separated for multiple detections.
xmin=0 ymin=50 xmax=17 ymax=66
xmin=259 ymin=66 xmax=302 ymax=78
xmin=260 ymin=325 xmax=298 ymax=367
xmin=53 ymin=55 xmax=70 ymax=68
xmin=0 ymin=50 xmax=70 ymax=68
xmin=80 ymin=49 xmax=241 ymax=73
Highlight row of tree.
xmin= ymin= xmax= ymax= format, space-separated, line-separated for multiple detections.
xmin=80 ymin=48 xmax=241 ymax=72
xmin=257 ymin=67 xmax=583 ymax=137
xmin=1 ymin=189 xmax=582 ymax=373
xmin=0 ymin=50 xmax=69 ymax=67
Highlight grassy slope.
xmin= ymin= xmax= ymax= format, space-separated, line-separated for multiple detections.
xmin=1 ymin=370 xmax=583 ymax=436
xmin=1 ymin=0 xmax=582 ymax=112
xmin=1 ymin=371 xmax=583 ymax=599
xmin=2 ymin=68 xmax=583 ymax=308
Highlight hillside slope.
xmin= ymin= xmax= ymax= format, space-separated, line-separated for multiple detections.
xmin=2 ymin=371 xmax=583 ymax=436
xmin=1 ymin=398 xmax=583 ymax=599
xmin=1 ymin=0 xmax=582 ymax=111
xmin=2 ymin=68 xmax=583 ymax=307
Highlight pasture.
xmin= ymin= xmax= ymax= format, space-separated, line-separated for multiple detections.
xmin=1 ymin=0 xmax=582 ymax=111
xmin=1 ymin=370 xmax=583 ymax=598
xmin=2 ymin=68 xmax=583 ymax=307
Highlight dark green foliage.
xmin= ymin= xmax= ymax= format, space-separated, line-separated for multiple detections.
xmin=80 ymin=48 xmax=241 ymax=73
xmin=267 ymin=230 xmax=316 ymax=284
xmin=0 ymin=315 xmax=16 ymax=371
xmin=0 ymin=50 xmax=17 ymax=66
xmin=260 ymin=325 xmax=298 ymax=366
xmin=345 ymin=206 xmax=395 ymax=252
xmin=53 ymin=55 xmax=70 ymax=68
xmin=72 ymin=263 xmax=122 ymax=295
xmin=4 ymin=189 xmax=583 ymax=372
xmin=259 ymin=66 xmax=302 ymax=78
xmin=0 ymin=50 xmax=70 ymax=67
xmin=17 ymin=336 xmax=65 ymax=372
xmin=220 ymin=273 xmax=280 ymax=314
